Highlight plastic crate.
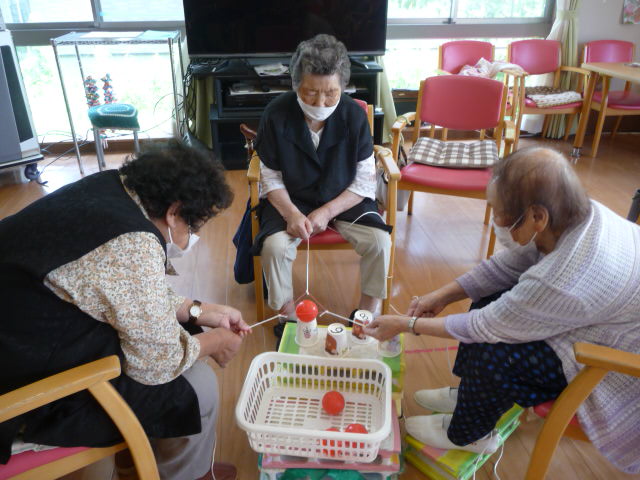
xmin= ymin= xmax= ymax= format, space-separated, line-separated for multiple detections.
xmin=236 ymin=352 xmax=392 ymax=462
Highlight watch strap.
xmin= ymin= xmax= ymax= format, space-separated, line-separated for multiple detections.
xmin=409 ymin=316 xmax=420 ymax=336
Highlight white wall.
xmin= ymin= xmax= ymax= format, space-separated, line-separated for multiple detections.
xmin=577 ymin=0 xmax=640 ymax=88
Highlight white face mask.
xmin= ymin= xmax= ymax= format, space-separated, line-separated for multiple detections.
xmin=296 ymin=95 xmax=339 ymax=122
xmin=167 ymin=227 xmax=200 ymax=259
xmin=492 ymin=213 xmax=537 ymax=251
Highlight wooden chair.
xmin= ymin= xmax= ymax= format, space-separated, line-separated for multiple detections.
xmin=525 ymin=342 xmax=640 ymax=479
xmin=437 ymin=40 xmax=494 ymax=75
xmin=243 ymin=100 xmax=400 ymax=321
xmin=390 ymin=75 xmax=516 ymax=259
xmin=583 ymin=40 xmax=640 ymax=158
xmin=508 ymin=39 xmax=590 ymax=147
xmin=0 ymin=356 xmax=159 ymax=480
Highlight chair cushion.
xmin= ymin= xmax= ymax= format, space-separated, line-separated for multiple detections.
xmin=533 ymin=401 xmax=581 ymax=428
xmin=592 ymin=90 xmax=640 ymax=110
xmin=0 ymin=447 xmax=88 ymax=479
xmin=308 ymin=229 xmax=347 ymax=245
xmin=400 ymin=163 xmax=492 ymax=191
xmin=88 ymin=103 xmax=140 ymax=129
xmin=525 ymin=87 xmax=582 ymax=108
xmin=407 ymin=137 xmax=499 ymax=169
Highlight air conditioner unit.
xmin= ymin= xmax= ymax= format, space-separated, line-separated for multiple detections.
xmin=0 ymin=28 xmax=43 ymax=171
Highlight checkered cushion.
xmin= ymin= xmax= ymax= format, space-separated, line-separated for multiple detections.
xmin=525 ymin=86 xmax=582 ymax=108
xmin=407 ymin=137 xmax=498 ymax=169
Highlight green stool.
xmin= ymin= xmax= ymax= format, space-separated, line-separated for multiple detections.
xmin=88 ymin=103 xmax=140 ymax=170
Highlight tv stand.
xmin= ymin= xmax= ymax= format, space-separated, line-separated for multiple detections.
xmin=192 ymin=57 xmax=383 ymax=169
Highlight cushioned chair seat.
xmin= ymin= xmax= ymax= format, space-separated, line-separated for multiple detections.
xmin=309 ymin=229 xmax=347 ymax=245
xmin=533 ymin=401 xmax=581 ymax=428
xmin=88 ymin=103 xmax=140 ymax=129
xmin=592 ymin=90 xmax=640 ymax=110
xmin=400 ymin=163 xmax=492 ymax=191
xmin=0 ymin=447 xmax=88 ymax=480
xmin=524 ymin=98 xmax=583 ymax=109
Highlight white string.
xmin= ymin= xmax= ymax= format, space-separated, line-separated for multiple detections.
xmin=320 ymin=310 xmax=362 ymax=325
xmin=305 ymin=238 xmax=310 ymax=294
xmin=493 ymin=442 xmax=505 ymax=480
xmin=249 ymin=314 xmax=285 ymax=329
xmin=210 ymin=437 xmax=216 ymax=479
xmin=389 ymin=303 xmax=404 ymax=315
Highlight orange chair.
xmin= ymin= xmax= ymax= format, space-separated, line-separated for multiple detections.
xmin=391 ymin=75 xmax=515 ymax=259
xmin=245 ymin=100 xmax=400 ymax=320
xmin=508 ymin=39 xmax=590 ymax=146
xmin=583 ymin=40 xmax=640 ymax=158
xmin=525 ymin=342 xmax=640 ymax=479
xmin=0 ymin=356 xmax=159 ymax=480
xmin=437 ymin=40 xmax=494 ymax=75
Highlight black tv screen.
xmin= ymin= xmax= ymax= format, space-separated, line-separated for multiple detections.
xmin=183 ymin=0 xmax=388 ymax=57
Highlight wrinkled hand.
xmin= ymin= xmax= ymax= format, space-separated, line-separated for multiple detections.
xmin=204 ymin=305 xmax=250 ymax=337
xmin=286 ymin=211 xmax=313 ymax=240
xmin=307 ymin=207 xmax=333 ymax=235
xmin=407 ymin=292 xmax=448 ymax=318
xmin=363 ymin=315 xmax=409 ymax=342
xmin=208 ymin=328 xmax=243 ymax=367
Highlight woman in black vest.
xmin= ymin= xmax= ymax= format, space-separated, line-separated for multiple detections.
xmin=254 ymin=34 xmax=392 ymax=323
xmin=0 ymin=141 xmax=247 ymax=480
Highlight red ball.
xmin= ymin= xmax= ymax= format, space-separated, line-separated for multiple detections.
xmin=322 ymin=391 xmax=345 ymax=415
xmin=344 ymin=423 xmax=368 ymax=434
xmin=322 ymin=427 xmax=342 ymax=457
xmin=296 ymin=299 xmax=318 ymax=322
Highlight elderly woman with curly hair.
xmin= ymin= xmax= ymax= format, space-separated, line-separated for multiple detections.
xmin=366 ymin=147 xmax=640 ymax=474
xmin=254 ymin=34 xmax=391 ymax=324
xmin=0 ymin=141 xmax=248 ymax=480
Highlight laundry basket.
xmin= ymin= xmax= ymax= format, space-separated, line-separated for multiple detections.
xmin=236 ymin=352 xmax=392 ymax=462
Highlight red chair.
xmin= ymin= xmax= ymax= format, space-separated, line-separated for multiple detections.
xmin=583 ymin=40 xmax=640 ymax=157
xmin=390 ymin=75 xmax=516 ymax=259
xmin=508 ymin=39 xmax=590 ymax=146
xmin=245 ymin=99 xmax=400 ymax=320
xmin=437 ymin=40 xmax=494 ymax=75
xmin=0 ymin=356 xmax=159 ymax=480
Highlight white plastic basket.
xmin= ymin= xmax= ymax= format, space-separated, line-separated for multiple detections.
xmin=236 ymin=352 xmax=392 ymax=462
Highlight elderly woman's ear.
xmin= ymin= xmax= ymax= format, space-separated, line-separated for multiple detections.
xmin=529 ymin=204 xmax=550 ymax=232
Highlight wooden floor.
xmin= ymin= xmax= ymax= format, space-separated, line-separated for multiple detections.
xmin=1 ymin=133 xmax=639 ymax=480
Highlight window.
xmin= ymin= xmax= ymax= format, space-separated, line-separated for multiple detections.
xmin=387 ymin=0 xmax=550 ymax=22
xmin=99 ymin=0 xmax=184 ymax=22
xmin=0 ymin=0 xmax=93 ymax=23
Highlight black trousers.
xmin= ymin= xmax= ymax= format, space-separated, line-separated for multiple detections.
xmin=447 ymin=292 xmax=568 ymax=445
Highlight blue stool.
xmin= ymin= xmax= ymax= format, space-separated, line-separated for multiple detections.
xmin=88 ymin=103 xmax=140 ymax=170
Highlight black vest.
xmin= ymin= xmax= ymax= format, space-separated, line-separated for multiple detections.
xmin=0 ymin=170 xmax=200 ymax=463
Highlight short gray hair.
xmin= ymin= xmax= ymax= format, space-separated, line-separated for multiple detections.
xmin=290 ymin=34 xmax=351 ymax=90
xmin=491 ymin=147 xmax=591 ymax=233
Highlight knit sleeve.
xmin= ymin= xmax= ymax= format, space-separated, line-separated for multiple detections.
xmin=456 ymin=247 xmax=541 ymax=302
xmin=445 ymin=272 xmax=591 ymax=344
xmin=45 ymin=232 xmax=200 ymax=385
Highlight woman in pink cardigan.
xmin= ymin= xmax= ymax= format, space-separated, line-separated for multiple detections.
xmin=366 ymin=147 xmax=640 ymax=474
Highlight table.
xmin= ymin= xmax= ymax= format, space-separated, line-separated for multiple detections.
xmin=572 ymin=62 xmax=640 ymax=158
xmin=51 ymin=31 xmax=185 ymax=174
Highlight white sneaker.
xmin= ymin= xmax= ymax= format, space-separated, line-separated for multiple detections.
xmin=414 ymin=387 xmax=458 ymax=413
xmin=405 ymin=414 xmax=501 ymax=454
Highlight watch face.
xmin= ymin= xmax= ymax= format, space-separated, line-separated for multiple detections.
xmin=190 ymin=304 xmax=202 ymax=317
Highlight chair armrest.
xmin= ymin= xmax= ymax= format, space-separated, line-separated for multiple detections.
xmin=574 ymin=342 xmax=640 ymax=378
xmin=559 ymin=66 xmax=591 ymax=77
xmin=392 ymin=112 xmax=415 ymax=133
xmin=436 ymin=69 xmax=452 ymax=76
xmin=0 ymin=356 xmax=121 ymax=423
xmin=502 ymin=68 xmax=526 ymax=77
xmin=374 ymin=145 xmax=401 ymax=181
xmin=247 ymin=153 xmax=261 ymax=183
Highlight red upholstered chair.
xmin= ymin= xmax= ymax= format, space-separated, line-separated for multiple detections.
xmin=508 ymin=39 xmax=590 ymax=146
xmin=0 ymin=356 xmax=159 ymax=480
xmin=583 ymin=40 xmax=640 ymax=157
xmin=437 ymin=40 xmax=494 ymax=75
xmin=390 ymin=75 xmax=515 ymax=259
xmin=525 ymin=343 xmax=640 ymax=479
xmin=244 ymin=99 xmax=400 ymax=320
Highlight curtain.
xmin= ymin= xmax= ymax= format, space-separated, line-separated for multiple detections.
xmin=521 ymin=0 xmax=581 ymax=137
xmin=546 ymin=0 xmax=582 ymax=138
xmin=185 ymin=73 xmax=215 ymax=149
xmin=375 ymin=56 xmax=398 ymax=144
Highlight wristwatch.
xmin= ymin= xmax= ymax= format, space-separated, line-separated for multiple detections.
xmin=188 ymin=300 xmax=202 ymax=325
xmin=408 ymin=316 xmax=420 ymax=336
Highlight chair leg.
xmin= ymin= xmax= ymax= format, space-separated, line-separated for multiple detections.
xmin=93 ymin=127 xmax=105 ymax=171
xmin=591 ymin=109 xmax=607 ymax=158
xmin=563 ymin=114 xmax=576 ymax=141
xmin=253 ymin=255 xmax=265 ymax=321
xmin=133 ymin=130 xmax=140 ymax=154
xmin=407 ymin=191 xmax=414 ymax=215
xmin=611 ymin=116 xmax=623 ymax=139
xmin=486 ymin=225 xmax=496 ymax=259
xmin=541 ymin=115 xmax=551 ymax=138
xmin=484 ymin=203 xmax=492 ymax=226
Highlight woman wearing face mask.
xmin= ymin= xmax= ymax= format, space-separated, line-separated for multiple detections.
xmin=365 ymin=147 xmax=640 ymax=474
xmin=0 ymin=141 xmax=249 ymax=480
xmin=253 ymin=34 xmax=392 ymax=328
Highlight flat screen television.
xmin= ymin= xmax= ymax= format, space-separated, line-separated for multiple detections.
xmin=183 ymin=0 xmax=388 ymax=58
